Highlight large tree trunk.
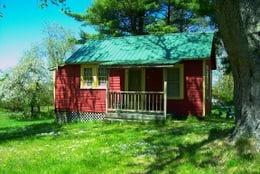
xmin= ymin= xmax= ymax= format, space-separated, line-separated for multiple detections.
xmin=215 ymin=0 xmax=260 ymax=149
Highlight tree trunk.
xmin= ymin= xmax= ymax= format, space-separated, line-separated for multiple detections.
xmin=37 ymin=105 xmax=41 ymax=113
xmin=30 ymin=103 xmax=35 ymax=118
xmin=166 ymin=2 xmax=172 ymax=25
xmin=30 ymin=91 xmax=37 ymax=119
xmin=215 ymin=0 xmax=260 ymax=149
xmin=179 ymin=9 xmax=185 ymax=32
xmin=137 ymin=12 xmax=145 ymax=35
xmin=130 ymin=14 xmax=137 ymax=35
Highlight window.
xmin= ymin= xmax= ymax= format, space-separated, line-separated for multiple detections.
xmin=166 ymin=65 xmax=184 ymax=99
xmin=81 ymin=65 xmax=107 ymax=89
xmin=83 ymin=68 xmax=93 ymax=87
xmin=125 ymin=68 xmax=145 ymax=91
xmin=128 ymin=69 xmax=142 ymax=91
xmin=98 ymin=67 xmax=107 ymax=87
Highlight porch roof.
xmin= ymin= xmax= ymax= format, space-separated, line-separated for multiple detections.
xmin=65 ymin=32 xmax=215 ymax=66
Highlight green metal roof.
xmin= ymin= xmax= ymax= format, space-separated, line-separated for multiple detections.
xmin=65 ymin=32 xmax=214 ymax=66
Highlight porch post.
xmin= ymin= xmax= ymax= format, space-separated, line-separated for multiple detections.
xmin=106 ymin=80 xmax=109 ymax=114
xmin=164 ymin=78 xmax=167 ymax=119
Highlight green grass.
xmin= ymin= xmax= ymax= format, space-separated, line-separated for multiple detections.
xmin=0 ymin=109 xmax=259 ymax=174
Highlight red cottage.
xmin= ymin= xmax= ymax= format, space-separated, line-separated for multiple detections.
xmin=54 ymin=32 xmax=216 ymax=122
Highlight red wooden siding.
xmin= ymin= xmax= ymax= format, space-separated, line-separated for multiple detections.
xmin=109 ymin=69 xmax=125 ymax=91
xmin=145 ymin=64 xmax=204 ymax=116
xmin=55 ymin=60 xmax=210 ymax=116
xmin=55 ymin=65 xmax=106 ymax=113
xmin=167 ymin=61 xmax=203 ymax=116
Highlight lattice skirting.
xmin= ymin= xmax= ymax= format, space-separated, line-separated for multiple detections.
xmin=55 ymin=111 xmax=105 ymax=123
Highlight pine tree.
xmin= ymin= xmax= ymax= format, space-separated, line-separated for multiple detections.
xmin=66 ymin=0 xmax=161 ymax=36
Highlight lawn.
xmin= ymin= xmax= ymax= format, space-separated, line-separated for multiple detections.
xmin=0 ymin=109 xmax=259 ymax=174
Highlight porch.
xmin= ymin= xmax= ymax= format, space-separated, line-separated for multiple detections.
xmin=106 ymin=87 xmax=167 ymax=120
xmin=105 ymin=67 xmax=169 ymax=120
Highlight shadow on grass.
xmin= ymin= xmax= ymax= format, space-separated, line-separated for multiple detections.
xmin=143 ymin=126 xmax=233 ymax=173
xmin=6 ymin=111 xmax=55 ymax=122
xmin=0 ymin=122 xmax=61 ymax=144
xmin=203 ymin=117 xmax=234 ymax=124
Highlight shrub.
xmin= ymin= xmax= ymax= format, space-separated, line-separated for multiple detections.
xmin=212 ymin=74 xmax=234 ymax=105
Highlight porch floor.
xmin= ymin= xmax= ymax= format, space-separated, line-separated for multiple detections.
xmin=106 ymin=111 xmax=166 ymax=121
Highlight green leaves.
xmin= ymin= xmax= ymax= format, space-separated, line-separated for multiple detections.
xmin=66 ymin=0 xmax=162 ymax=36
xmin=64 ymin=0 xmax=213 ymax=40
xmin=0 ymin=45 xmax=52 ymax=117
xmin=0 ymin=23 xmax=74 ymax=117
xmin=213 ymin=74 xmax=234 ymax=105
xmin=42 ymin=24 xmax=76 ymax=68
xmin=146 ymin=20 xmax=178 ymax=34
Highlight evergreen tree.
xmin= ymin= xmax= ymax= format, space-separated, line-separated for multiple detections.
xmin=66 ymin=0 xmax=161 ymax=36
xmin=64 ymin=0 xmax=211 ymax=40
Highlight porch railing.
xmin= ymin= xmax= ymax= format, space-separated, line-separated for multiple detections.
xmin=107 ymin=91 xmax=165 ymax=113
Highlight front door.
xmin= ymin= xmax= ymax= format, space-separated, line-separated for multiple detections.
xmin=128 ymin=69 xmax=142 ymax=91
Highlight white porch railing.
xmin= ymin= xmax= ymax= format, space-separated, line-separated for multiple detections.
xmin=105 ymin=80 xmax=167 ymax=118
xmin=107 ymin=91 xmax=165 ymax=113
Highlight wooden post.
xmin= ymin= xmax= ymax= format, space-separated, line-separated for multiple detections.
xmin=202 ymin=60 xmax=206 ymax=117
xmin=106 ymin=80 xmax=109 ymax=114
xmin=164 ymin=79 xmax=167 ymax=119
xmin=53 ymin=69 xmax=56 ymax=110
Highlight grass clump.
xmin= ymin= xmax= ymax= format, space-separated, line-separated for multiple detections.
xmin=235 ymin=137 xmax=258 ymax=160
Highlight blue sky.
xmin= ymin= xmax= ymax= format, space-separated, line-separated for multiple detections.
xmin=0 ymin=0 xmax=95 ymax=69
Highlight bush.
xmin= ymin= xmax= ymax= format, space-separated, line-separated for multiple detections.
xmin=213 ymin=74 xmax=234 ymax=105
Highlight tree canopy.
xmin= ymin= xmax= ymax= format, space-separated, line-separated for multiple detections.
xmin=42 ymin=23 xmax=76 ymax=68
xmin=0 ymin=45 xmax=52 ymax=117
xmin=0 ymin=23 xmax=74 ymax=118
xmin=65 ymin=0 xmax=212 ymax=39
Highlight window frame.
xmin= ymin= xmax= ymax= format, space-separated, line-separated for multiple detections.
xmin=98 ymin=67 xmax=108 ymax=88
xmin=164 ymin=64 xmax=184 ymax=100
xmin=124 ymin=68 xmax=145 ymax=91
xmin=80 ymin=64 xmax=107 ymax=89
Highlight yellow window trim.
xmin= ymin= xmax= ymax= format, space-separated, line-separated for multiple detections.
xmin=80 ymin=64 xmax=106 ymax=89
xmin=164 ymin=64 xmax=184 ymax=100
